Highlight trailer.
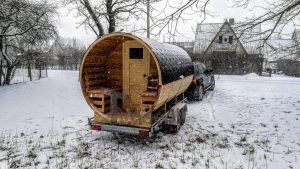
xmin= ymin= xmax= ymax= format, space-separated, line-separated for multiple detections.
xmin=80 ymin=33 xmax=194 ymax=137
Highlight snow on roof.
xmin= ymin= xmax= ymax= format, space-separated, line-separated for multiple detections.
xmin=193 ymin=23 xmax=223 ymax=54
xmin=193 ymin=22 xmax=262 ymax=55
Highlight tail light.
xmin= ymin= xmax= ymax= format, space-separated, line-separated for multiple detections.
xmin=91 ymin=125 xmax=101 ymax=131
xmin=192 ymin=78 xmax=197 ymax=84
xmin=138 ymin=130 xmax=149 ymax=137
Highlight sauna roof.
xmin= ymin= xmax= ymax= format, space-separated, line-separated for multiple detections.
xmin=138 ymin=36 xmax=194 ymax=84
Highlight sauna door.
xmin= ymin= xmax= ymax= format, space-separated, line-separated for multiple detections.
xmin=123 ymin=41 xmax=149 ymax=109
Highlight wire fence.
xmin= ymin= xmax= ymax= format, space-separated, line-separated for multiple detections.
xmin=0 ymin=60 xmax=48 ymax=85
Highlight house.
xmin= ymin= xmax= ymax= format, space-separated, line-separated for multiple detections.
xmin=47 ymin=36 xmax=84 ymax=70
xmin=263 ymin=38 xmax=296 ymax=73
xmin=192 ymin=19 xmax=264 ymax=74
xmin=292 ymin=29 xmax=300 ymax=57
xmin=166 ymin=41 xmax=194 ymax=54
xmin=263 ymin=30 xmax=300 ymax=76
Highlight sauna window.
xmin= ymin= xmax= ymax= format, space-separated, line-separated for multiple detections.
xmin=129 ymin=48 xmax=143 ymax=59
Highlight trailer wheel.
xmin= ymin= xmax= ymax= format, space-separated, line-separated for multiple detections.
xmin=166 ymin=125 xmax=179 ymax=134
xmin=180 ymin=110 xmax=186 ymax=125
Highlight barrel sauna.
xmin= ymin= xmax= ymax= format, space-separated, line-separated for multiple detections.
xmin=80 ymin=33 xmax=193 ymax=129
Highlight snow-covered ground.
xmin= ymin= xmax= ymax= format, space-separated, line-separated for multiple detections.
xmin=0 ymin=70 xmax=300 ymax=169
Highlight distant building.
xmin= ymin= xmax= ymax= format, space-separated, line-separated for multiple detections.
xmin=292 ymin=29 xmax=300 ymax=57
xmin=263 ymin=30 xmax=300 ymax=75
xmin=192 ymin=19 xmax=263 ymax=75
xmin=263 ymin=38 xmax=296 ymax=73
xmin=193 ymin=19 xmax=262 ymax=56
xmin=167 ymin=41 xmax=194 ymax=54
xmin=47 ymin=36 xmax=84 ymax=70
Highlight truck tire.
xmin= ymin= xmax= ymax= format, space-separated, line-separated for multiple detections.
xmin=209 ymin=78 xmax=215 ymax=91
xmin=196 ymin=85 xmax=204 ymax=101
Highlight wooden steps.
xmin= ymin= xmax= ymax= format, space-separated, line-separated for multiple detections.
xmin=140 ymin=76 xmax=159 ymax=112
xmin=88 ymin=92 xmax=111 ymax=113
xmin=141 ymin=91 xmax=158 ymax=112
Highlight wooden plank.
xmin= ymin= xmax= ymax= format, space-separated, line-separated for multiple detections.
xmin=106 ymin=65 xmax=122 ymax=69
xmin=86 ymin=86 xmax=101 ymax=91
xmin=89 ymin=92 xmax=110 ymax=99
xmin=107 ymin=74 xmax=121 ymax=80
xmin=83 ymin=67 xmax=105 ymax=73
xmin=84 ymin=63 xmax=105 ymax=67
xmin=109 ymin=50 xmax=122 ymax=56
xmin=141 ymin=104 xmax=154 ymax=109
xmin=84 ymin=57 xmax=107 ymax=63
xmin=93 ymin=99 xmax=110 ymax=106
xmin=85 ymin=74 xmax=106 ymax=80
xmin=141 ymin=96 xmax=158 ymax=102
xmin=97 ymin=106 xmax=110 ymax=113
xmin=85 ymin=79 xmax=105 ymax=86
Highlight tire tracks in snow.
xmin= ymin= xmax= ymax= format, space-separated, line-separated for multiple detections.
xmin=205 ymin=90 xmax=216 ymax=121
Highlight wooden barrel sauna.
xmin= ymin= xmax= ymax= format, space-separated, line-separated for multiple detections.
xmin=80 ymin=33 xmax=194 ymax=128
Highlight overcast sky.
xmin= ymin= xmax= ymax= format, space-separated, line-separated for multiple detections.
xmin=56 ymin=0 xmax=294 ymax=46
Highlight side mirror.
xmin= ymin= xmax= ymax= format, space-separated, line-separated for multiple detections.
xmin=203 ymin=69 xmax=208 ymax=74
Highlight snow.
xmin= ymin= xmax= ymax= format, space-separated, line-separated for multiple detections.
xmin=1 ymin=71 xmax=300 ymax=169
xmin=0 ymin=70 xmax=90 ymax=132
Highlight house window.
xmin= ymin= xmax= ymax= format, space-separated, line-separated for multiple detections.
xmin=218 ymin=36 xmax=223 ymax=44
xmin=224 ymin=38 xmax=228 ymax=42
xmin=229 ymin=36 xmax=233 ymax=44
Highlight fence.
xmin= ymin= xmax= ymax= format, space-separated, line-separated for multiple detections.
xmin=0 ymin=60 xmax=48 ymax=85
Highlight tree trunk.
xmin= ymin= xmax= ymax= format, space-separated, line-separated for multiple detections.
xmin=28 ymin=62 xmax=32 ymax=81
xmin=83 ymin=0 xmax=104 ymax=37
xmin=0 ymin=59 xmax=3 ymax=86
xmin=39 ymin=63 xmax=42 ymax=79
xmin=45 ymin=62 xmax=48 ymax=77
xmin=4 ymin=65 xmax=13 ymax=85
xmin=107 ymin=0 xmax=116 ymax=33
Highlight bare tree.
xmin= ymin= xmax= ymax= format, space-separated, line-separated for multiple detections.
xmin=64 ymin=0 xmax=143 ymax=37
xmin=57 ymin=38 xmax=85 ymax=70
xmin=0 ymin=0 xmax=57 ymax=85
xmin=131 ymin=0 xmax=213 ymax=40
xmin=232 ymin=0 xmax=300 ymax=58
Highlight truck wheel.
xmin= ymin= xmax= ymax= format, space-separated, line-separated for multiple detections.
xmin=209 ymin=79 xmax=215 ymax=91
xmin=196 ymin=85 xmax=204 ymax=101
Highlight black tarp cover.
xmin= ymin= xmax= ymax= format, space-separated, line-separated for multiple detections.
xmin=139 ymin=36 xmax=194 ymax=84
